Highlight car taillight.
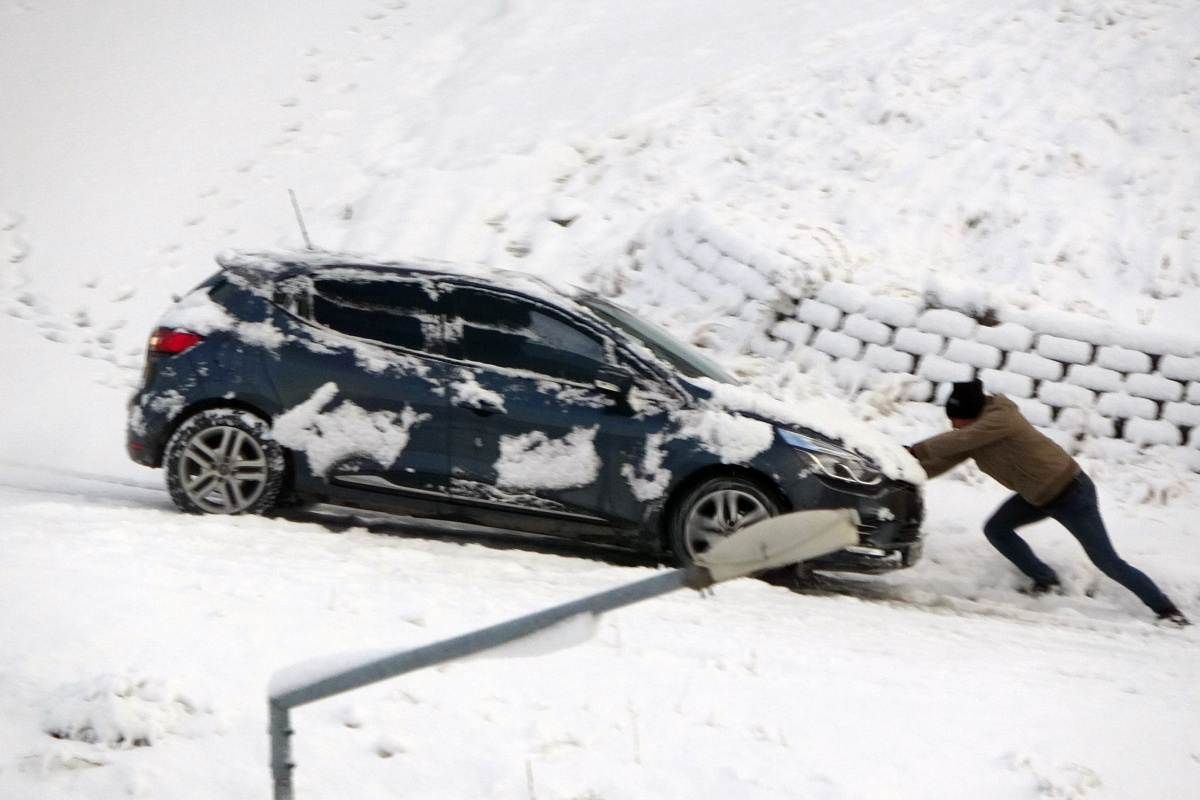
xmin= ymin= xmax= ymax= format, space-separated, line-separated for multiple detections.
xmin=148 ymin=327 xmax=205 ymax=356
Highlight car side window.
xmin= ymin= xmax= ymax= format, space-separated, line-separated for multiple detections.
xmin=449 ymin=287 xmax=607 ymax=383
xmin=312 ymin=278 xmax=442 ymax=353
xmin=270 ymin=277 xmax=312 ymax=319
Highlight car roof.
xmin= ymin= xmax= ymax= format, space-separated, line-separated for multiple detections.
xmin=217 ymin=248 xmax=590 ymax=316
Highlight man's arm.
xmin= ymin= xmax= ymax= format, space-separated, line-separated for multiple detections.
xmin=910 ymin=408 xmax=1012 ymax=478
xmin=910 ymin=448 xmax=967 ymax=480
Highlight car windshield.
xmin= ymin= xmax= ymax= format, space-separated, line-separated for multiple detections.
xmin=580 ymin=297 xmax=737 ymax=384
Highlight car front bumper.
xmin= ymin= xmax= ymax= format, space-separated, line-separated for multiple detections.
xmin=766 ymin=448 xmax=926 ymax=573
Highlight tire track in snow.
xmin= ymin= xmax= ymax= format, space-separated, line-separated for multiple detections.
xmin=0 ymin=461 xmax=167 ymax=508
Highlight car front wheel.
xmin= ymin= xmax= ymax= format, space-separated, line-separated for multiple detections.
xmin=668 ymin=475 xmax=781 ymax=565
xmin=163 ymin=408 xmax=285 ymax=515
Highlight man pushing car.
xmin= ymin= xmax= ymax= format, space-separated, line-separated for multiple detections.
xmin=909 ymin=379 xmax=1189 ymax=627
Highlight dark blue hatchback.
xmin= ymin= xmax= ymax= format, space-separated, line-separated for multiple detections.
xmin=128 ymin=252 xmax=925 ymax=572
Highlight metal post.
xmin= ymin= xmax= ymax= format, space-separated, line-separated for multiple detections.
xmin=265 ymin=507 xmax=860 ymax=798
xmin=269 ymin=568 xmax=702 ymax=799
xmin=287 ymin=189 xmax=313 ymax=251
xmin=269 ymin=702 xmax=293 ymax=800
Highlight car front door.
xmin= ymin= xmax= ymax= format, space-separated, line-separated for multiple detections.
xmin=441 ymin=283 xmax=656 ymax=541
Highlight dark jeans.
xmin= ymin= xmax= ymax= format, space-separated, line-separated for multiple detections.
xmin=983 ymin=473 xmax=1173 ymax=613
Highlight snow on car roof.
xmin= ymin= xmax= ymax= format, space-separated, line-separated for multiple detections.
xmin=216 ymin=248 xmax=585 ymax=311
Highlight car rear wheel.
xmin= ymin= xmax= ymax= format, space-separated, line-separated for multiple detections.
xmin=164 ymin=408 xmax=285 ymax=515
xmin=668 ymin=475 xmax=781 ymax=565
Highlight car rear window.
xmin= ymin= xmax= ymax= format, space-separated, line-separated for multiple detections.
xmin=312 ymin=278 xmax=442 ymax=353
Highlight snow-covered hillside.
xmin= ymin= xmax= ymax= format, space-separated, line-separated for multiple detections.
xmin=484 ymin=0 xmax=1200 ymax=325
xmin=2 ymin=0 xmax=1199 ymax=798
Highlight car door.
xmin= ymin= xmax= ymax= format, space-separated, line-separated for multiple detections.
xmin=263 ymin=270 xmax=451 ymax=497
xmin=441 ymin=283 xmax=655 ymax=538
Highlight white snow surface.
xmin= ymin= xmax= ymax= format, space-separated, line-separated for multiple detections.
xmin=494 ymin=426 xmax=601 ymax=491
xmin=40 ymin=673 xmax=223 ymax=750
xmin=2 ymin=463 xmax=1199 ymax=799
xmin=674 ymin=407 xmax=777 ymax=467
xmin=157 ymin=286 xmax=287 ymax=350
xmin=155 ymin=288 xmax=235 ymax=336
xmin=703 ymin=379 xmax=926 ymax=484
xmin=271 ymin=382 xmax=431 ymax=476
xmin=620 ymin=433 xmax=673 ymax=503
xmin=449 ymin=373 xmax=507 ymax=413
xmin=3 ymin=0 xmax=1200 ymax=798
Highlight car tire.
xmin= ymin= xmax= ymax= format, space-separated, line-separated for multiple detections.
xmin=668 ymin=475 xmax=782 ymax=565
xmin=163 ymin=408 xmax=286 ymax=515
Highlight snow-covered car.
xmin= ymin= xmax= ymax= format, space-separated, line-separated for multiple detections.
xmin=127 ymin=252 xmax=925 ymax=573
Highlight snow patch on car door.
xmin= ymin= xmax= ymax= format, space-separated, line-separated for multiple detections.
xmin=620 ymin=433 xmax=672 ymax=501
xmin=494 ymin=425 xmax=600 ymax=490
xmin=450 ymin=372 xmax=507 ymax=412
xmin=271 ymin=382 xmax=431 ymax=476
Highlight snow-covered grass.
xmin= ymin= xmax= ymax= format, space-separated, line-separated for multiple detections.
xmin=3 ymin=0 xmax=1200 ymax=797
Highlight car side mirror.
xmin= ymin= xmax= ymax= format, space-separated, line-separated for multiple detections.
xmin=594 ymin=366 xmax=634 ymax=398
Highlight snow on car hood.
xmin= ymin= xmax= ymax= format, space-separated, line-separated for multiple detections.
xmin=690 ymin=378 xmax=926 ymax=485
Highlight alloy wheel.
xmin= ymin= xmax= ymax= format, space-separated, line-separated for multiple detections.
xmin=683 ymin=488 xmax=771 ymax=559
xmin=177 ymin=424 xmax=270 ymax=514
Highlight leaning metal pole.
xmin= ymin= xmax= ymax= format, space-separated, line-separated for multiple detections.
xmin=267 ymin=507 xmax=861 ymax=799
xmin=268 ymin=567 xmax=705 ymax=800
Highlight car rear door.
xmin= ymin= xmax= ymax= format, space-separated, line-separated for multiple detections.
xmin=263 ymin=270 xmax=451 ymax=497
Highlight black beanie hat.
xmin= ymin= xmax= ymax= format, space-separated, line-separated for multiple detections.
xmin=946 ymin=379 xmax=986 ymax=419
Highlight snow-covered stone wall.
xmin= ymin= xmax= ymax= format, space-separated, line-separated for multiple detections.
xmin=623 ymin=211 xmax=1200 ymax=465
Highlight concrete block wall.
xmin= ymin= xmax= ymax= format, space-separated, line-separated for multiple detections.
xmin=629 ymin=213 xmax=1200 ymax=466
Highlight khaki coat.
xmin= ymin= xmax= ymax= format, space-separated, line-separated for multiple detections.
xmin=910 ymin=394 xmax=1080 ymax=507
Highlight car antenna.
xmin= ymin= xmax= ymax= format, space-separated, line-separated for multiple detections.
xmin=288 ymin=188 xmax=314 ymax=251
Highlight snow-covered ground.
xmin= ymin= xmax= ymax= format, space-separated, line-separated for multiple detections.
xmin=2 ymin=0 xmax=1199 ymax=798
xmin=2 ymin=463 xmax=1198 ymax=799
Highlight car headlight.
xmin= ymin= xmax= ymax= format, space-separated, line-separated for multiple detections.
xmin=777 ymin=428 xmax=882 ymax=486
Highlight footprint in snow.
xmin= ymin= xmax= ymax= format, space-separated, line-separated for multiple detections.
xmin=1 ymin=1 xmax=32 ymax=17
xmin=1 ymin=216 xmax=31 ymax=267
